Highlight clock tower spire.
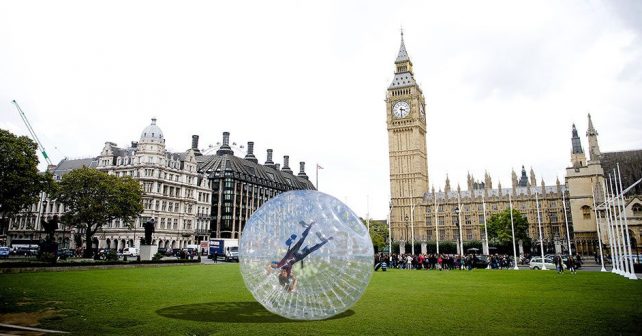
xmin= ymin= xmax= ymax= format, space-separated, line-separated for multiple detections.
xmin=386 ymin=31 xmax=429 ymax=249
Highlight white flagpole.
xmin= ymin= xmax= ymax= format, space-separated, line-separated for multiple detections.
xmin=434 ymin=192 xmax=439 ymax=255
xmin=592 ymin=184 xmax=607 ymax=272
xmin=457 ymin=193 xmax=463 ymax=260
xmin=315 ymin=164 xmax=320 ymax=190
xmin=609 ymin=175 xmax=633 ymax=278
xmin=602 ymin=180 xmax=618 ymax=274
xmin=608 ymin=175 xmax=625 ymax=276
xmin=388 ymin=201 xmax=393 ymax=261
xmin=509 ymin=194 xmax=518 ymax=270
xmin=482 ymin=194 xmax=489 ymax=256
xmin=536 ymin=192 xmax=547 ymax=270
xmin=616 ymin=165 xmax=638 ymax=280
xmin=562 ymin=191 xmax=573 ymax=256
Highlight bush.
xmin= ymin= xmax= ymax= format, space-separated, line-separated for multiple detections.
xmin=105 ymin=250 xmax=119 ymax=261
xmin=152 ymin=252 xmax=164 ymax=261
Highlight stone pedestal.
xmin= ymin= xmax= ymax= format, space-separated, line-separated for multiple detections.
xmin=140 ymin=245 xmax=158 ymax=261
xmin=420 ymin=242 xmax=427 ymax=255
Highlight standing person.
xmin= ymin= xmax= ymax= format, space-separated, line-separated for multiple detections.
xmin=437 ymin=255 xmax=443 ymax=271
xmin=555 ymin=255 xmax=564 ymax=273
xmin=406 ymin=254 xmax=413 ymax=270
xmin=567 ymin=255 xmax=576 ymax=274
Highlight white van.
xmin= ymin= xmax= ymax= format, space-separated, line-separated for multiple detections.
xmin=122 ymin=247 xmax=139 ymax=257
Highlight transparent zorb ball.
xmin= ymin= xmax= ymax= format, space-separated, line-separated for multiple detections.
xmin=239 ymin=190 xmax=374 ymax=320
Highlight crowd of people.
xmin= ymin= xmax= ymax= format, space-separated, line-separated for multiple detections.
xmin=373 ymin=252 xmax=517 ymax=271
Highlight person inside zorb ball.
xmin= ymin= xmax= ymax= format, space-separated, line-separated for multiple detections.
xmin=239 ymin=190 xmax=374 ymax=320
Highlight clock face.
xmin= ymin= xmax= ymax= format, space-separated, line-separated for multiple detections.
xmin=393 ymin=101 xmax=410 ymax=118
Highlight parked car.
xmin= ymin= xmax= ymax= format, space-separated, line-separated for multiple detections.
xmin=529 ymin=257 xmax=565 ymax=270
xmin=57 ymin=248 xmax=75 ymax=259
xmin=0 ymin=246 xmax=10 ymax=258
xmin=122 ymin=247 xmax=139 ymax=257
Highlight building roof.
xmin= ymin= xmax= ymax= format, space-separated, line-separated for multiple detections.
xmin=52 ymin=157 xmax=99 ymax=179
xmin=427 ymin=185 xmax=565 ymax=202
xmin=601 ymin=150 xmax=642 ymax=195
xmin=197 ymin=153 xmax=315 ymax=191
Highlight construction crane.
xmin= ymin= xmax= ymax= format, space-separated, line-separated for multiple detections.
xmin=11 ymin=100 xmax=53 ymax=166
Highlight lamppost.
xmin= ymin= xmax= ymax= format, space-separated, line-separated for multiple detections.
xmin=387 ymin=201 xmax=393 ymax=261
xmin=535 ymin=192 xmax=547 ymax=270
xmin=456 ymin=194 xmax=464 ymax=257
xmin=404 ymin=215 xmax=409 ymax=254
xmin=410 ymin=201 xmax=422 ymax=256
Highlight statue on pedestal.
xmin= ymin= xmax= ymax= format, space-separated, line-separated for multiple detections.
xmin=143 ymin=218 xmax=155 ymax=245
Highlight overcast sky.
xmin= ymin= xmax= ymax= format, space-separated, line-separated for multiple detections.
xmin=1 ymin=1 xmax=641 ymax=219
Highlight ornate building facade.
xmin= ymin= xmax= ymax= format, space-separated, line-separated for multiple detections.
xmin=6 ymin=118 xmax=316 ymax=253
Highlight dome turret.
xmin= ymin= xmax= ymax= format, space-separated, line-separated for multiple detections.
xmin=140 ymin=118 xmax=164 ymax=142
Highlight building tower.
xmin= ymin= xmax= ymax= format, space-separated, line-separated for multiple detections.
xmin=587 ymin=114 xmax=601 ymax=162
xmin=565 ymin=116 xmax=604 ymax=255
xmin=386 ymin=31 xmax=429 ymax=245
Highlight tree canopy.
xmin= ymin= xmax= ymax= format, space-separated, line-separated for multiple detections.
xmin=0 ymin=129 xmax=56 ymax=219
xmin=486 ymin=208 xmax=530 ymax=247
xmin=364 ymin=218 xmax=389 ymax=252
xmin=55 ymin=167 xmax=143 ymax=256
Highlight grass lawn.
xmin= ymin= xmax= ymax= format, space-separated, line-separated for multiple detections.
xmin=1 ymin=264 xmax=641 ymax=335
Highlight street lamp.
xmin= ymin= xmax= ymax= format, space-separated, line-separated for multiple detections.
xmin=535 ymin=192 xmax=547 ymax=270
xmin=387 ymin=201 xmax=393 ymax=261
xmin=410 ymin=201 xmax=422 ymax=256
xmin=404 ymin=215 xmax=409 ymax=254
xmin=456 ymin=194 xmax=463 ymax=258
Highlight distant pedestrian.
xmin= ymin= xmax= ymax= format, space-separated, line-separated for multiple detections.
xmin=567 ymin=255 xmax=576 ymax=274
xmin=555 ymin=255 xmax=564 ymax=273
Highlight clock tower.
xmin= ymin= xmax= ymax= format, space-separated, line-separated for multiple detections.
xmin=386 ymin=31 xmax=429 ymax=248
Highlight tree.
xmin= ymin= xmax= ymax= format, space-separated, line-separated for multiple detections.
xmin=486 ymin=208 xmax=530 ymax=251
xmin=0 ymin=129 xmax=56 ymax=230
xmin=363 ymin=218 xmax=389 ymax=252
xmin=55 ymin=167 xmax=143 ymax=257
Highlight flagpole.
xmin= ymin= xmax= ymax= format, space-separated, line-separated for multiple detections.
xmin=434 ymin=192 xmax=439 ymax=255
xmin=616 ymin=165 xmax=638 ymax=280
xmin=603 ymin=179 xmax=619 ymax=274
xmin=591 ymin=184 xmax=607 ymax=272
xmin=482 ymin=193 xmax=490 ymax=269
xmin=482 ymin=194 xmax=489 ymax=256
xmin=562 ymin=191 xmax=573 ymax=256
xmin=608 ymin=175 xmax=625 ymax=276
xmin=536 ymin=192 xmax=547 ymax=270
xmin=388 ymin=201 xmax=393 ymax=261
xmin=316 ymin=164 xmax=319 ymax=190
xmin=509 ymin=194 xmax=518 ymax=270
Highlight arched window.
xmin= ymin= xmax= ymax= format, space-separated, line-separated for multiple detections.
xmin=632 ymin=203 xmax=642 ymax=215
xmin=581 ymin=205 xmax=591 ymax=220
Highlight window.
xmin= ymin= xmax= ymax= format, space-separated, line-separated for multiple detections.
xmin=633 ymin=203 xmax=642 ymax=215
xmin=581 ymin=205 xmax=591 ymax=219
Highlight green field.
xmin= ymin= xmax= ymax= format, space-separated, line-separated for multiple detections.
xmin=1 ymin=264 xmax=640 ymax=335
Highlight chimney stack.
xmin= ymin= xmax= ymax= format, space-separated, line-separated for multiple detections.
xmin=191 ymin=135 xmax=202 ymax=156
xmin=216 ymin=132 xmax=234 ymax=155
xmin=281 ymin=155 xmax=293 ymax=174
xmin=264 ymin=149 xmax=275 ymax=168
xmin=297 ymin=162 xmax=308 ymax=179
xmin=244 ymin=141 xmax=258 ymax=163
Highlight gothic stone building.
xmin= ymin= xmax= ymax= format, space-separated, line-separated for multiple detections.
xmin=386 ymin=32 xmax=642 ymax=256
